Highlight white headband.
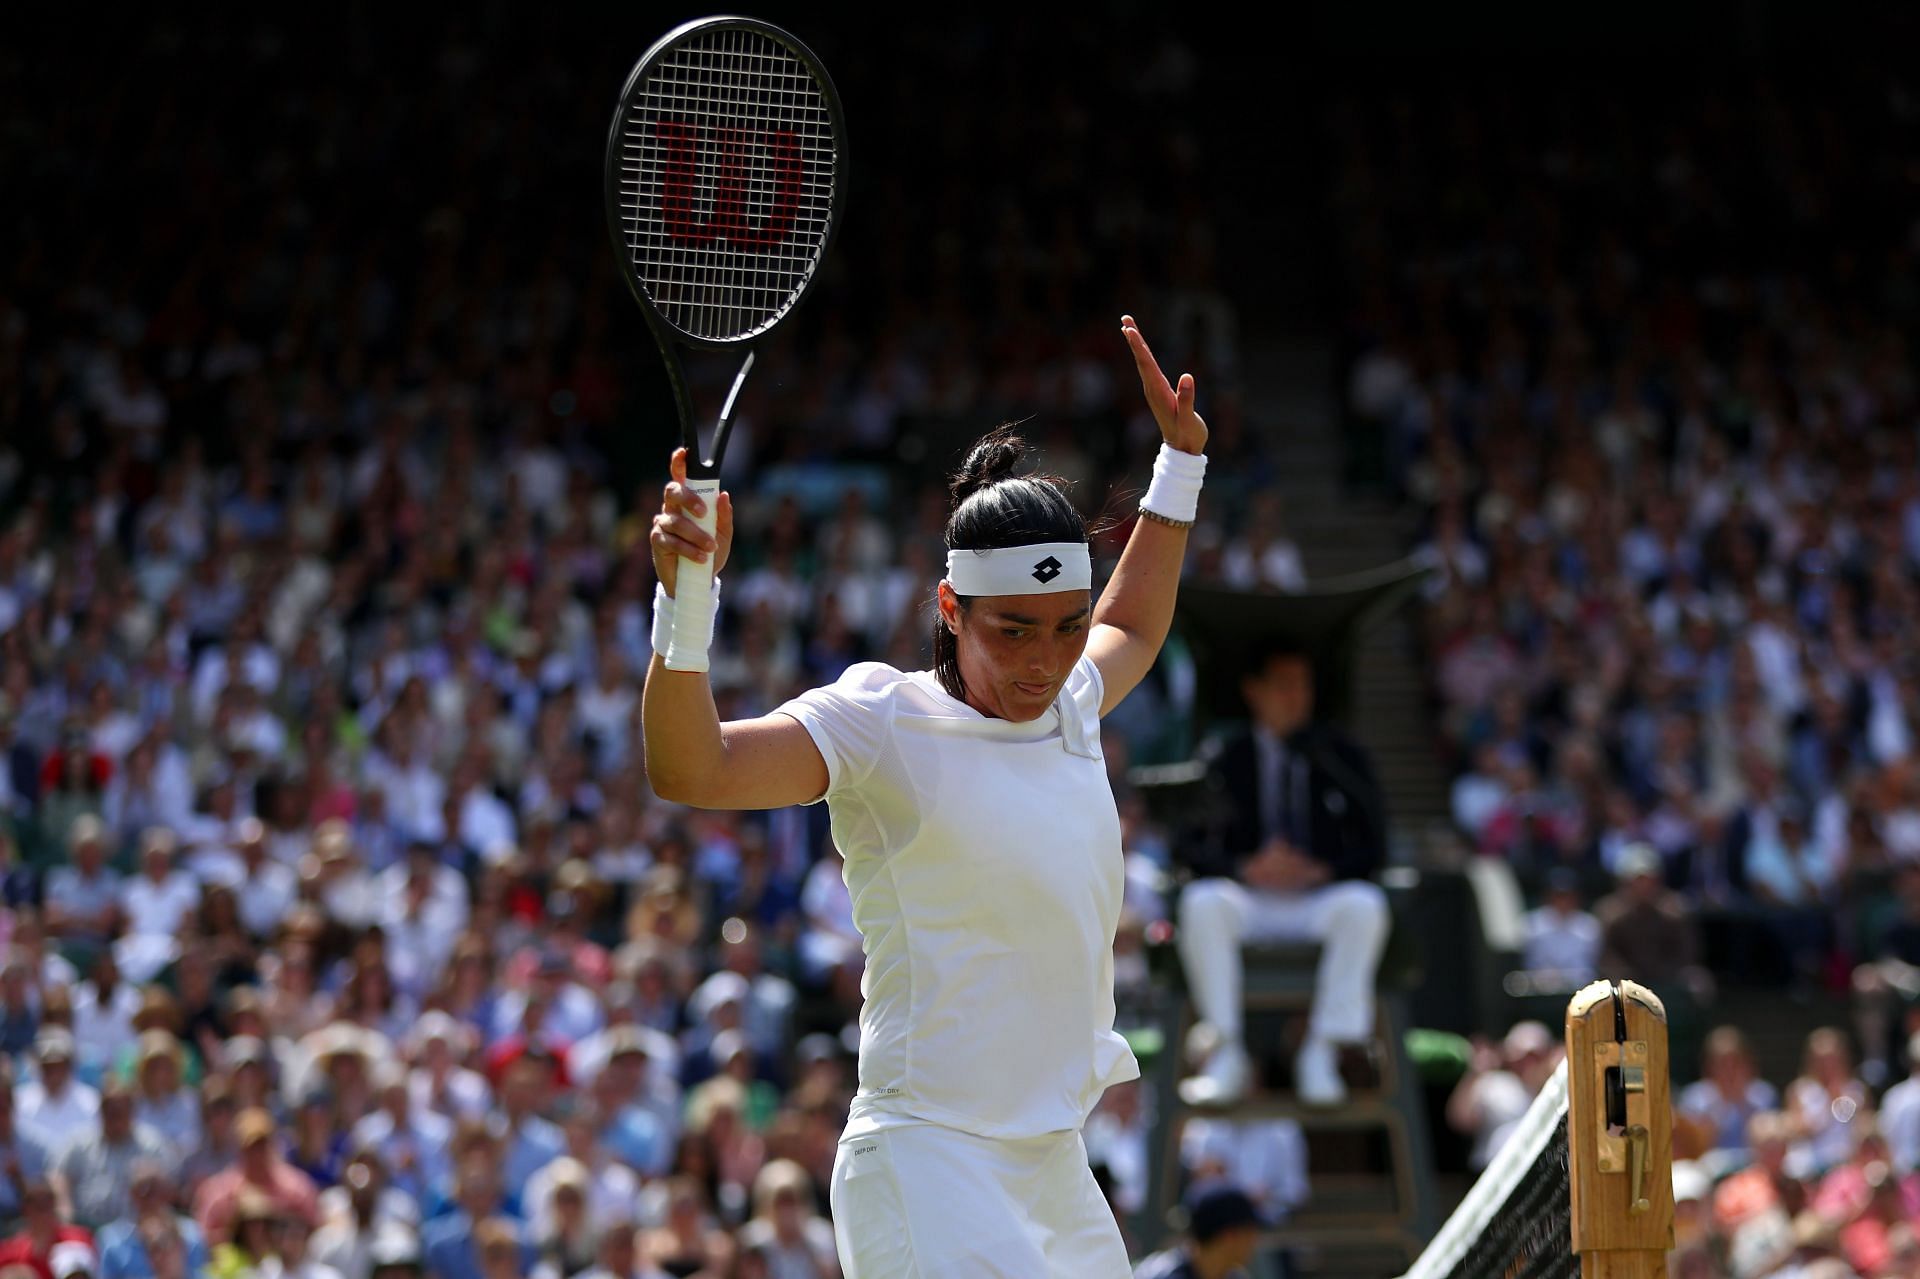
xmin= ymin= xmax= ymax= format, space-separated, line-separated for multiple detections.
xmin=945 ymin=542 xmax=1092 ymax=596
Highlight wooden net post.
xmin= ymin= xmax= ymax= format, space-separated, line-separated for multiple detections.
xmin=1566 ymin=980 xmax=1674 ymax=1279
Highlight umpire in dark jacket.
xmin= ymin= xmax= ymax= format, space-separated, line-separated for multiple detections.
xmin=1177 ymin=649 xmax=1390 ymax=1107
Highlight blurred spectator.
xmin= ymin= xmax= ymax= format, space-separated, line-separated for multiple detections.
xmin=1850 ymin=863 xmax=1920 ymax=1082
xmin=176 ymin=1082 xmax=237 ymax=1202
xmin=1130 ymin=1183 xmax=1263 ymax=1279
xmin=117 ymin=833 xmax=197 ymax=985
xmin=284 ymin=1089 xmax=346 ymax=1192
xmin=1444 ymin=1021 xmax=1562 ymax=1172
xmin=732 ymin=1160 xmax=837 ymax=1279
xmin=0 ymin=1062 xmax=51 ymax=1226
xmin=0 ymin=963 xmax=38 ymax=1063
xmin=50 ymin=1242 xmax=97 ymax=1279
xmin=1670 ymin=1162 xmax=1713 ymax=1259
xmin=402 ymin=1015 xmax=490 ymax=1127
xmin=1218 ymin=495 xmax=1305 ymax=594
xmin=53 ymin=1081 xmax=176 ymax=1232
xmin=364 ymin=1229 xmax=424 ymax=1279
xmin=18 ymin=1033 xmax=98 ymax=1157
xmin=257 ymin=1215 xmax=338 ymax=1279
xmin=1595 ymin=845 xmax=1711 ymax=999
xmin=1805 ymin=1119 xmax=1919 ymax=1274
xmin=191 ymin=1110 xmax=318 ymax=1249
xmin=1712 ymin=1113 xmax=1809 ymax=1240
xmin=227 ymin=822 xmax=298 ymax=941
xmin=419 ymin=1158 xmax=523 ymax=1279
xmin=209 ymin=1191 xmax=278 ymax=1278
xmin=471 ymin=1220 xmax=523 ymax=1279
xmin=537 ymin=1105 xmax=642 ymax=1253
xmin=1176 ymin=1114 xmax=1308 ymax=1230
xmin=1741 ymin=796 xmax=1837 ymax=990
xmin=1677 ymin=1028 xmax=1779 ymax=1162
xmin=39 ymin=727 xmax=109 ymax=854
xmin=1880 ymin=1031 xmax=1920 ymax=1174
xmin=43 ymin=818 xmax=120 ymax=951
xmin=350 ymin=1067 xmax=449 ymax=1210
xmin=1518 ymin=870 xmax=1601 ymax=988
xmin=308 ymin=1147 xmax=414 ymax=1279
xmin=1785 ymin=1030 xmax=1869 ymax=1176
xmin=524 ymin=1158 xmax=595 ymax=1279
xmin=571 ymin=1223 xmax=660 ymax=1279
xmin=697 ymin=925 xmax=795 ymax=1067
xmin=580 ymin=1033 xmax=674 ymax=1182
xmin=131 ymin=1218 xmax=199 ymax=1279
xmin=94 ymin=1161 xmax=210 ymax=1279
xmin=0 ymin=1181 xmax=92 ymax=1279
xmin=638 ymin=1179 xmax=732 ymax=1279
xmin=1450 ymin=745 xmax=1509 ymax=848
xmin=490 ymin=1057 xmax=565 ymax=1204
xmin=796 ymin=849 xmax=859 ymax=1007
xmin=131 ymin=1034 xmax=197 ymax=1158
xmin=73 ymin=956 xmax=140 ymax=1086
xmin=1085 ymin=1080 xmax=1153 ymax=1221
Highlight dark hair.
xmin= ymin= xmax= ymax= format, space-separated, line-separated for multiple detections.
xmin=934 ymin=426 xmax=1088 ymax=702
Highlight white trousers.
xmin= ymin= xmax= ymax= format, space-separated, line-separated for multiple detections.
xmin=830 ymin=1122 xmax=1129 ymax=1278
xmin=1176 ymin=877 xmax=1391 ymax=1044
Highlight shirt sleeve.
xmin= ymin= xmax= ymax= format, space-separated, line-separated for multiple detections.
xmin=1066 ymin=651 xmax=1104 ymax=720
xmin=771 ymin=663 xmax=900 ymax=802
xmin=1058 ymin=653 xmax=1104 ymax=760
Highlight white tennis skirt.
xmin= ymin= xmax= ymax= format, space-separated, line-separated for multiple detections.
xmin=830 ymin=1120 xmax=1131 ymax=1278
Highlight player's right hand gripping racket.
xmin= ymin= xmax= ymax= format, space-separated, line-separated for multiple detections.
xmin=605 ymin=16 xmax=846 ymax=671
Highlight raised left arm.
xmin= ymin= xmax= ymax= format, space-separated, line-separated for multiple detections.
xmin=1088 ymin=315 xmax=1207 ymax=716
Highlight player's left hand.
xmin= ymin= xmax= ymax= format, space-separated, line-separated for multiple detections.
xmin=1121 ymin=314 xmax=1208 ymax=456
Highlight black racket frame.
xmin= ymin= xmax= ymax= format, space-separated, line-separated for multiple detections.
xmin=602 ymin=15 xmax=849 ymax=482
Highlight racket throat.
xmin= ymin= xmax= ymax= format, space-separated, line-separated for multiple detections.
xmin=685 ymin=349 xmax=756 ymax=479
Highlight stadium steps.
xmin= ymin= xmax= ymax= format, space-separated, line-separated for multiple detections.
xmin=1241 ymin=335 xmax=1452 ymax=852
xmin=1135 ymin=938 xmax=1438 ymax=1277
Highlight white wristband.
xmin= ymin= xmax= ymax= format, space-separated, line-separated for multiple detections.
xmin=653 ymin=578 xmax=721 ymax=666
xmin=1142 ymin=443 xmax=1207 ymax=523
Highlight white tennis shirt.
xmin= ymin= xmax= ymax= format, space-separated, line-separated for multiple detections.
xmin=775 ymin=653 xmax=1139 ymax=1140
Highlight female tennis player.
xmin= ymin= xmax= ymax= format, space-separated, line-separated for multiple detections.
xmin=643 ymin=315 xmax=1208 ymax=1277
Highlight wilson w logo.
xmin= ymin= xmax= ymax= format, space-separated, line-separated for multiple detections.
xmin=656 ymin=122 xmax=804 ymax=248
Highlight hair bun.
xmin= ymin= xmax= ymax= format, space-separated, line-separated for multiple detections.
xmin=948 ymin=424 xmax=1029 ymax=508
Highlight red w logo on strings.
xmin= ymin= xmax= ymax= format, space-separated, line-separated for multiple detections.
xmin=656 ymin=122 xmax=803 ymax=248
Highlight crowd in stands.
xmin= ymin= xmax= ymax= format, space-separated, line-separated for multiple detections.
xmin=1446 ymin=1015 xmax=1920 ymax=1278
xmin=0 ymin=9 xmax=1281 ymax=1277
xmin=39 ymin=9 xmax=1920 ymax=1277
xmin=1337 ymin=65 xmax=1920 ymax=1076
xmin=1668 ymin=1023 xmax=1920 ymax=1279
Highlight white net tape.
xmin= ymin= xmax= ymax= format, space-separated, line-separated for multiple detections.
xmin=1401 ymin=1060 xmax=1572 ymax=1279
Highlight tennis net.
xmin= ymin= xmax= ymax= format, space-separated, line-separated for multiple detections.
xmin=1401 ymin=1060 xmax=1574 ymax=1279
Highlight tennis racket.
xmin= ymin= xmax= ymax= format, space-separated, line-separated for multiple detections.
xmin=605 ymin=15 xmax=847 ymax=670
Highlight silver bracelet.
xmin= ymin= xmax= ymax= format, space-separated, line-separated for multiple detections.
xmin=1137 ymin=505 xmax=1195 ymax=529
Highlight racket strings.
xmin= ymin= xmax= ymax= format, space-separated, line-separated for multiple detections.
xmin=616 ymin=25 xmax=837 ymax=342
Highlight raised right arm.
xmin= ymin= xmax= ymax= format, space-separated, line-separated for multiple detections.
xmin=641 ymin=448 xmax=829 ymax=811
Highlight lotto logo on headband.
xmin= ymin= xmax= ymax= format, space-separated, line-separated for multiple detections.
xmin=946 ymin=543 xmax=1092 ymax=596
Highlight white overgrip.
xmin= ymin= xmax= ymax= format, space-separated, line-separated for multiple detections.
xmin=664 ymin=477 xmax=721 ymax=672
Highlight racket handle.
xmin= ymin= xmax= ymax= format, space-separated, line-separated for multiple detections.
xmin=664 ymin=477 xmax=721 ymax=672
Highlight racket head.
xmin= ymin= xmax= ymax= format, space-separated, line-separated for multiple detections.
xmin=605 ymin=16 xmax=847 ymax=352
